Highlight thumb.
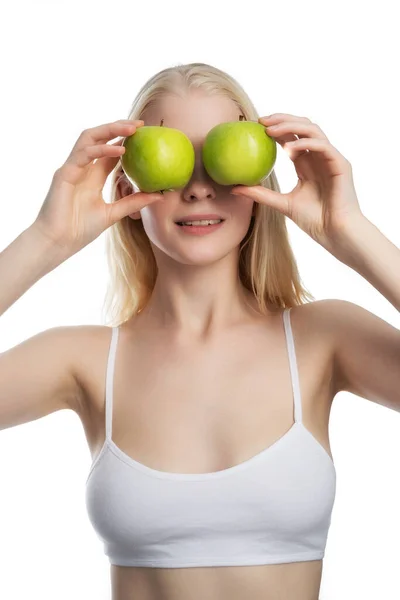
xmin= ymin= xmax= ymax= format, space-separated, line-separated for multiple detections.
xmin=232 ymin=185 xmax=289 ymax=217
xmin=109 ymin=191 xmax=164 ymax=225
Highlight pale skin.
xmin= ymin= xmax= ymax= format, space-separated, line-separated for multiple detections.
xmin=2 ymin=86 xmax=399 ymax=599
xmin=102 ymin=95 xmax=400 ymax=599
xmin=118 ymin=89 xmax=263 ymax=338
xmin=118 ymin=90 xmax=366 ymax=337
xmin=103 ymin=89 xmax=335 ymax=599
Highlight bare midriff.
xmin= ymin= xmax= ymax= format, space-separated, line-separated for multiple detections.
xmin=111 ymin=560 xmax=324 ymax=600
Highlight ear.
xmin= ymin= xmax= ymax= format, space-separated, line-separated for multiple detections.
xmin=116 ymin=172 xmax=142 ymax=221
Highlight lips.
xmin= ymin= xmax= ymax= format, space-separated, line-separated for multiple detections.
xmin=176 ymin=220 xmax=224 ymax=227
xmin=174 ymin=213 xmax=225 ymax=223
xmin=175 ymin=220 xmax=225 ymax=235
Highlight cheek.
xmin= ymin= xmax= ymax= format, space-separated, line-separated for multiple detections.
xmin=139 ymin=203 xmax=173 ymax=242
xmin=234 ymin=200 xmax=256 ymax=238
xmin=232 ymin=198 xmax=255 ymax=223
xmin=140 ymin=200 xmax=168 ymax=223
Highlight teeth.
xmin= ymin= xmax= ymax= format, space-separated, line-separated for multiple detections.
xmin=179 ymin=219 xmax=222 ymax=226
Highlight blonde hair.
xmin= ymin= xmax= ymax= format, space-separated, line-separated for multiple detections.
xmin=101 ymin=62 xmax=315 ymax=327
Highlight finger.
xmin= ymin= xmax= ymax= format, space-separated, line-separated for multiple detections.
xmin=108 ymin=191 xmax=165 ymax=225
xmin=59 ymin=139 xmax=128 ymax=186
xmin=62 ymin=121 xmax=143 ymax=184
xmin=259 ymin=115 xmax=317 ymax=148
xmin=265 ymin=121 xmax=328 ymax=142
xmin=259 ymin=114 xmax=312 ymax=125
xmin=89 ymin=140 xmax=127 ymax=189
xmin=284 ymin=138 xmax=350 ymax=176
xmin=68 ymin=139 xmax=125 ymax=173
xmin=260 ymin=122 xmax=314 ymax=181
xmin=75 ymin=119 xmax=144 ymax=149
xmin=260 ymin=121 xmax=299 ymax=151
xmin=231 ymin=185 xmax=290 ymax=217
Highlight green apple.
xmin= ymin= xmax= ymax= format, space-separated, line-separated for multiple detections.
xmin=202 ymin=116 xmax=277 ymax=186
xmin=121 ymin=120 xmax=195 ymax=193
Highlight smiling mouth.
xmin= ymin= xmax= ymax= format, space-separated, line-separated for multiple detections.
xmin=176 ymin=219 xmax=225 ymax=226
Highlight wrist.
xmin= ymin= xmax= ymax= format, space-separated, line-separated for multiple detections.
xmin=25 ymin=223 xmax=72 ymax=268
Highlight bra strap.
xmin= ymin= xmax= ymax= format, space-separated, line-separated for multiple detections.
xmin=283 ymin=308 xmax=303 ymax=424
xmin=105 ymin=326 xmax=119 ymax=440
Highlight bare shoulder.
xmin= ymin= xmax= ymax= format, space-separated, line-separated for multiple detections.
xmin=293 ymin=297 xmax=369 ymax=341
xmin=68 ymin=302 xmax=342 ymax=416
xmin=0 ymin=324 xmax=113 ymax=432
xmin=287 ymin=299 xmax=338 ymax=340
xmin=289 ymin=298 xmax=351 ymax=395
xmin=66 ymin=324 xmax=113 ymax=416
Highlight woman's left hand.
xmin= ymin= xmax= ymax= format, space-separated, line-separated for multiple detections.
xmin=231 ymin=113 xmax=364 ymax=250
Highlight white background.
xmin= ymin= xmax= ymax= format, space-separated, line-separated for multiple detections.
xmin=0 ymin=0 xmax=399 ymax=598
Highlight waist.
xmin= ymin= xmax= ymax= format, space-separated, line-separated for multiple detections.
xmin=110 ymin=559 xmax=323 ymax=600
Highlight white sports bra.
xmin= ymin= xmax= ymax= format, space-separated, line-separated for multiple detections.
xmin=85 ymin=308 xmax=336 ymax=568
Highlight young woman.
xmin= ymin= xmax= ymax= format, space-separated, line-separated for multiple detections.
xmin=1 ymin=62 xmax=399 ymax=600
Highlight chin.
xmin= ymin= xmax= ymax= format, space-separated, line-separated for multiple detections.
xmin=170 ymin=241 xmax=243 ymax=266
xmin=147 ymin=221 xmax=251 ymax=265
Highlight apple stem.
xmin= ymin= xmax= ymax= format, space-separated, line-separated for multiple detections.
xmin=239 ymin=114 xmax=246 ymax=121
xmin=160 ymin=119 xmax=164 ymax=127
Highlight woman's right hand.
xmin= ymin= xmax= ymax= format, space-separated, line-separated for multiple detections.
xmin=32 ymin=119 xmax=164 ymax=256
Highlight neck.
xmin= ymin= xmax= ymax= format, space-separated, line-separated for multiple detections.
xmin=136 ymin=274 xmax=264 ymax=341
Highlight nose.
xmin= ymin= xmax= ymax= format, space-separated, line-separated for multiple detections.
xmin=183 ymin=153 xmax=217 ymax=202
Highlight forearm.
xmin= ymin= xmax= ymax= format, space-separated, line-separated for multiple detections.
xmin=0 ymin=225 xmax=69 ymax=318
xmin=331 ymin=216 xmax=400 ymax=312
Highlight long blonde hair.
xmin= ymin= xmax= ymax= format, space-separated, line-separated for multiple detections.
xmin=101 ymin=62 xmax=315 ymax=327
